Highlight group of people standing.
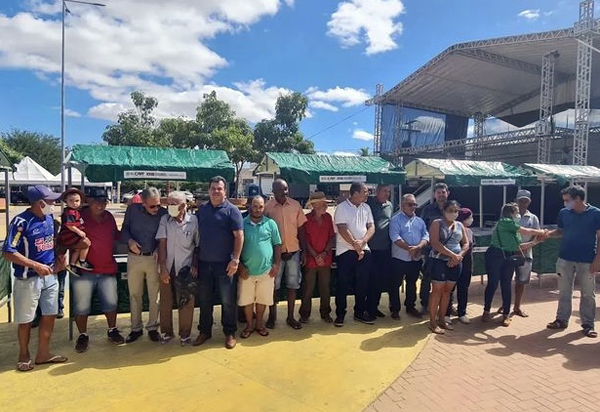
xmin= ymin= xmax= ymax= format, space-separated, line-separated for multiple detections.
xmin=3 ymin=176 xmax=600 ymax=372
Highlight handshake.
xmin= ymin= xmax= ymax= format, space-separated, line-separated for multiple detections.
xmin=533 ymin=228 xmax=550 ymax=243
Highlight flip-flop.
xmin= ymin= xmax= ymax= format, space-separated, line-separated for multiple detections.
xmin=35 ymin=355 xmax=68 ymax=365
xmin=513 ymin=309 xmax=529 ymax=318
xmin=240 ymin=329 xmax=253 ymax=339
xmin=429 ymin=325 xmax=445 ymax=335
xmin=255 ymin=327 xmax=269 ymax=337
xmin=16 ymin=359 xmax=34 ymax=372
xmin=286 ymin=318 xmax=302 ymax=330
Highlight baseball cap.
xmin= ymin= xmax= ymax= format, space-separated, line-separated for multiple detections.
xmin=516 ymin=189 xmax=531 ymax=200
xmin=87 ymin=187 xmax=109 ymax=200
xmin=27 ymin=185 xmax=61 ymax=203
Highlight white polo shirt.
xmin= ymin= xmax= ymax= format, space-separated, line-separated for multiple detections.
xmin=334 ymin=199 xmax=374 ymax=256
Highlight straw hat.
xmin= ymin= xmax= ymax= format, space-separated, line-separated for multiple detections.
xmin=305 ymin=191 xmax=328 ymax=208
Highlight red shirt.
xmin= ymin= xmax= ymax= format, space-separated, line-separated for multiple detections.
xmin=131 ymin=194 xmax=142 ymax=204
xmin=304 ymin=211 xmax=334 ymax=269
xmin=80 ymin=208 xmax=119 ymax=275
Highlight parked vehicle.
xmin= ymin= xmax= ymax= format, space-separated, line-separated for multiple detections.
xmin=121 ymin=189 xmax=142 ymax=203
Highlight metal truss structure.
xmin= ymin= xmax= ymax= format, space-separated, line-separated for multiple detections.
xmin=373 ymin=84 xmax=384 ymax=155
xmin=536 ymin=51 xmax=559 ymax=164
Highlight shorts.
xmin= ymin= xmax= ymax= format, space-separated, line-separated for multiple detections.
xmin=72 ymin=273 xmax=118 ymax=315
xmin=13 ymin=275 xmax=58 ymax=324
xmin=275 ymin=251 xmax=302 ymax=290
xmin=58 ymin=230 xmax=84 ymax=248
xmin=515 ymin=258 xmax=534 ymax=284
xmin=430 ymin=258 xmax=462 ymax=283
xmin=238 ymin=272 xmax=275 ymax=306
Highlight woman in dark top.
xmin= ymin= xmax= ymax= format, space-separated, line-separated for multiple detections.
xmin=483 ymin=203 xmax=546 ymax=326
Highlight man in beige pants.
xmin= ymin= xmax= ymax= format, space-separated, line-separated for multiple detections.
xmin=122 ymin=187 xmax=167 ymax=343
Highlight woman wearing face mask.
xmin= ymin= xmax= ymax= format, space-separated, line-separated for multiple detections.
xmin=483 ymin=203 xmax=547 ymax=326
xmin=427 ymin=200 xmax=469 ymax=334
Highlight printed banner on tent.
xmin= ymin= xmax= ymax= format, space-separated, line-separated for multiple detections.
xmin=480 ymin=178 xmax=516 ymax=186
xmin=124 ymin=170 xmax=187 ymax=180
xmin=319 ymin=175 xmax=367 ymax=183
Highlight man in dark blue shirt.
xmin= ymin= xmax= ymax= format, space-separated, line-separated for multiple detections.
xmin=547 ymin=186 xmax=600 ymax=337
xmin=195 ymin=176 xmax=244 ymax=349
xmin=2 ymin=185 xmax=67 ymax=371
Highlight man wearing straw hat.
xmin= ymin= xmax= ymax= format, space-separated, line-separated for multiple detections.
xmin=299 ymin=191 xmax=335 ymax=324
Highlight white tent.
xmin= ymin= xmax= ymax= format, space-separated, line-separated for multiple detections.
xmin=0 ymin=156 xmax=55 ymax=185
xmin=51 ymin=168 xmax=111 ymax=188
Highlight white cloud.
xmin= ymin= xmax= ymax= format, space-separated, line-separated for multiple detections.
xmin=333 ymin=151 xmax=358 ymax=157
xmin=307 ymin=86 xmax=370 ymax=107
xmin=0 ymin=0 xmax=294 ymax=127
xmin=65 ymin=108 xmax=82 ymax=118
xmin=518 ymin=9 xmax=540 ymax=21
xmin=309 ymin=101 xmax=339 ymax=112
xmin=352 ymin=129 xmax=373 ymax=141
xmin=327 ymin=0 xmax=405 ymax=55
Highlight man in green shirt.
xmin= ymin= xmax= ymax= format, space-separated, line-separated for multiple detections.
xmin=238 ymin=196 xmax=282 ymax=339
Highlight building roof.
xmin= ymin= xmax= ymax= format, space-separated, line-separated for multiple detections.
xmin=371 ymin=27 xmax=600 ymax=127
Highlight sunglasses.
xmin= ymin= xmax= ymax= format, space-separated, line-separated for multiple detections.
xmin=406 ymin=203 xmax=418 ymax=207
xmin=148 ymin=204 xmax=161 ymax=209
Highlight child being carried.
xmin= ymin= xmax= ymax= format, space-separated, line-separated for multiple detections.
xmin=58 ymin=188 xmax=94 ymax=273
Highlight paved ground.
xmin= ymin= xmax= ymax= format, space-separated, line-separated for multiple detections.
xmin=366 ymin=274 xmax=600 ymax=412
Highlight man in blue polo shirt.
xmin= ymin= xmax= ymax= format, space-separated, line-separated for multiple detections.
xmin=195 ymin=176 xmax=244 ymax=349
xmin=2 ymin=185 xmax=68 ymax=372
xmin=547 ymin=186 xmax=600 ymax=337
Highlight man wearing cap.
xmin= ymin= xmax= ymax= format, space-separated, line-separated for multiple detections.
xmin=121 ymin=187 xmax=167 ymax=343
xmin=2 ymin=185 xmax=67 ymax=371
xmin=72 ymin=188 xmax=125 ymax=352
xmin=299 ymin=192 xmax=335 ymax=323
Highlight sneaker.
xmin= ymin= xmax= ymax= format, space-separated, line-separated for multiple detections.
xmin=458 ymin=315 xmax=471 ymax=324
xmin=148 ymin=330 xmax=161 ymax=342
xmin=107 ymin=328 xmax=125 ymax=345
xmin=374 ymin=309 xmax=386 ymax=318
xmin=125 ymin=330 xmax=143 ymax=343
xmin=57 ymin=309 xmax=64 ymax=319
xmin=546 ymin=319 xmax=568 ymax=330
xmin=75 ymin=334 xmax=89 ymax=353
xmin=391 ymin=311 xmax=401 ymax=320
xmin=74 ymin=261 xmax=94 ymax=271
xmin=354 ymin=312 xmax=376 ymax=325
xmin=180 ymin=337 xmax=192 ymax=346
xmin=159 ymin=333 xmax=174 ymax=344
xmin=333 ymin=317 xmax=344 ymax=327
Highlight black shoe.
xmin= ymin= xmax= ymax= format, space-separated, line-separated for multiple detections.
xmin=57 ymin=309 xmax=65 ymax=319
xmin=391 ymin=311 xmax=401 ymax=320
xmin=334 ymin=317 xmax=344 ymax=327
xmin=75 ymin=334 xmax=89 ymax=353
xmin=354 ymin=312 xmax=376 ymax=325
xmin=107 ymin=328 xmax=125 ymax=345
xmin=74 ymin=261 xmax=94 ymax=271
xmin=126 ymin=330 xmax=143 ymax=343
xmin=374 ymin=309 xmax=386 ymax=318
xmin=148 ymin=330 xmax=161 ymax=342
xmin=406 ymin=307 xmax=423 ymax=318
xmin=419 ymin=306 xmax=428 ymax=316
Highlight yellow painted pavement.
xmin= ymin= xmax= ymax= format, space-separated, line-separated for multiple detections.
xmin=0 ymin=296 xmax=429 ymax=412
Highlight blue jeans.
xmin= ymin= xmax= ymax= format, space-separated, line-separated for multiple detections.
xmin=368 ymin=249 xmax=392 ymax=315
xmin=197 ymin=261 xmax=237 ymax=336
xmin=275 ymin=251 xmax=302 ymax=290
xmin=72 ymin=273 xmax=118 ymax=315
xmin=335 ymin=250 xmax=372 ymax=319
xmin=484 ymin=246 xmax=515 ymax=315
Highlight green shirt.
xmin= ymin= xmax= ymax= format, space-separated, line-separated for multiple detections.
xmin=491 ymin=218 xmax=522 ymax=252
xmin=366 ymin=197 xmax=392 ymax=250
xmin=241 ymin=216 xmax=282 ymax=276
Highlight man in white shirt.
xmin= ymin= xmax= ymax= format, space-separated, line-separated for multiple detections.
xmin=333 ymin=182 xmax=375 ymax=327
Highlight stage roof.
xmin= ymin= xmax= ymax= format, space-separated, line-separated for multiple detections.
xmin=371 ymin=27 xmax=600 ymax=127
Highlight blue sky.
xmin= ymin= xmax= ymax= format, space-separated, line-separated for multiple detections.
xmin=0 ymin=0 xmax=587 ymax=156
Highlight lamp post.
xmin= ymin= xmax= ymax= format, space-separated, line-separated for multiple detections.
xmin=61 ymin=0 xmax=105 ymax=192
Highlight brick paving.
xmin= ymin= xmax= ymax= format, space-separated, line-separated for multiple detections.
xmin=366 ymin=274 xmax=600 ymax=412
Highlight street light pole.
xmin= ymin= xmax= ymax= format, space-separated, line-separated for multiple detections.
xmin=60 ymin=0 xmax=105 ymax=192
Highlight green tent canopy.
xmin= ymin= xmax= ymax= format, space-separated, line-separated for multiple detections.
xmin=255 ymin=152 xmax=406 ymax=185
xmin=404 ymin=158 xmax=535 ymax=186
xmin=521 ymin=163 xmax=600 ymax=185
xmin=68 ymin=145 xmax=235 ymax=182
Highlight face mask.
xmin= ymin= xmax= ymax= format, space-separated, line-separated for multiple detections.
xmin=515 ymin=214 xmax=521 ymax=220
xmin=42 ymin=204 xmax=55 ymax=216
xmin=564 ymin=201 xmax=575 ymax=210
xmin=445 ymin=212 xmax=458 ymax=221
xmin=168 ymin=205 xmax=181 ymax=217
xmin=464 ymin=217 xmax=473 ymax=227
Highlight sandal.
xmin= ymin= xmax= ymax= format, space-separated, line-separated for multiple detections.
xmin=255 ymin=327 xmax=269 ymax=337
xmin=502 ymin=316 xmax=512 ymax=327
xmin=546 ymin=319 xmax=568 ymax=330
xmin=35 ymin=355 xmax=68 ymax=365
xmin=513 ymin=309 xmax=529 ymax=318
xmin=429 ymin=324 xmax=445 ymax=335
xmin=583 ymin=327 xmax=598 ymax=338
xmin=240 ymin=328 xmax=253 ymax=339
xmin=16 ymin=359 xmax=34 ymax=372
xmin=286 ymin=317 xmax=302 ymax=330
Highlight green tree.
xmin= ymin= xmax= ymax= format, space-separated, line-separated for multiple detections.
xmin=359 ymin=147 xmax=370 ymax=156
xmin=1 ymin=129 xmax=61 ymax=174
xmin=102 ymin=91 xmax=170 ymax=147
xmin=253 ymin=92 xmax=315 ymax=154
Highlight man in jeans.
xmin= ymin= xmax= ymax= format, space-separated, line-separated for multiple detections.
xmin=72 ymin=188 xmax=125 ymax=352
xmin=366 ymin=184 xmax=393 ymax=318
xmin=333 ymin=181 xmax=375 ymax=327
xmin=389 ymin=194 xmax=429 ymax=319
xmin=121 ymin=187 xmax=167 ymax=343
xmin=547 ymin=186 xmax=600 ymax=337
xmin=419 ymin=182 xmax=450 ymax=314
xmin=195 ymin=176 xmax=244 ymax=349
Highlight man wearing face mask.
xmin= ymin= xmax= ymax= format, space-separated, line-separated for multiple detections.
xmin=156 ymin=191 xmax=199 ymax=345
xmin=547 ymin=186 xmax=600 ymax=338
xmin=121 ymin=187 xmax=167 ymax=343
xmin=3 ymin=185 xmax=67 ymax=372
